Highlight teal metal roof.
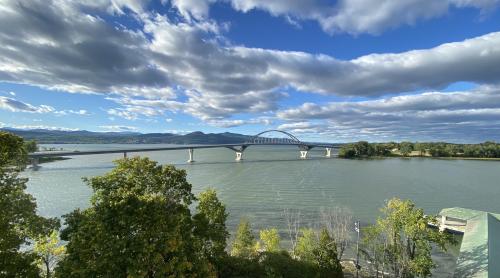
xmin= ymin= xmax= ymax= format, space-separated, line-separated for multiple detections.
xmin=438 ymin=208 xmax=500 ymax=278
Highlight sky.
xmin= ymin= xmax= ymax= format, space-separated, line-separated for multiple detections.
xmin=1 ymin=0 xmax=500 ymax=143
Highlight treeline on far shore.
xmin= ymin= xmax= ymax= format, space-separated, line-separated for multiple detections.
xmin=339 ymin=141 xmax=500 ymax=159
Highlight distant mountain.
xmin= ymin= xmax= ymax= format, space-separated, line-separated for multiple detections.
xmin=1 ymin=128 xmax=253 ymax=144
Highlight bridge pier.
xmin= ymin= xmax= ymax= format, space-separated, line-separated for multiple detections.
xmin=123 ymin=152 xmax=127 ymax=158
xmin=31 ymin=157 xmax=39 ymax=168
xmin=235 ymin=152 xmax=243 ymax=161
xmin=187 ymin=148 xmax=194 ymax=163
xmin=299 ymin=145 xmax=313 ymax=159
xmin=226 ymin=145 xmax=248 ymax=161
xmin=325 ymin=148 xmax=332 ymax=157
xmin=300 ymin=150 xmax=309 ymax=159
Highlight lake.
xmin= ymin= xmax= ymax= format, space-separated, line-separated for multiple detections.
xmin=24 ymin=144 xmax=500 ymax=277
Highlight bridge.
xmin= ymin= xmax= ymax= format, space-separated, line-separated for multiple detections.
xmin=28 ymin=130 xmax=341 ymax=166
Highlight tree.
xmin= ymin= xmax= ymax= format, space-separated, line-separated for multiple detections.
xmin=231 ymin=218 xmax=256 ymax=258
xmin=283 ymin=208 xmax=302 ymax=251
xmin=0 ymin=131 xmax=59 ymax=277
xmin=24 ymin=140 xmax=39 ymax=153
xmin=259 ymin=251 xmax=319 ymax=278
xmin=34 ymin=230 xmax=65 ymax=278
xmin=194 ymin=188 xmax=229 ymax=260
xmin=363 ymin=198 xmax=455 ymax=278
xmin=313 ymin=228 xmax=343 ymax=278
xmin=399 ymin=142 xmax=414 ymax=157
xmin=361 ymin=225 xmax=387 ymax=278
xmin=294 ymin=228 xmax=317 ymax=262
xmin=338 ymin=146 xmax=356 ymax=158
xmin=320 ymin=206 xmax=352 ymax=260
xmin=56 ymin=157 xmax=216 ymax=277
xmin=259 ymin=228 xmax=281 ymax=253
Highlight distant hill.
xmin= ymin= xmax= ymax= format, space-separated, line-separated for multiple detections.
xmin=1 ymin=128 xmax=253 ymax=144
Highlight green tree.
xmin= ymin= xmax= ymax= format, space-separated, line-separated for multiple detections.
xmin=34 ymin=230 xmax=65 ymax=278
xmin=361 ymin=225 xmax=387 ymax=278
xmin=364 ymin=198 xmax=454 ymax=278
xmin=193 ymin=188 xmax=229 ymax=260
xmin=259 ymin=251 xmax=319 ymax=278
xmin=313 ymin=228 xmax=343 ymax=278
xmin=0 ymin=131 xmax=59 ymax=277
xmin=259 ymin=228 xmax=281 ymax=253
xmin=231 ymin=218 xmax=256 ymax=258
xmin=294 ymin=228 xmax=317 ymax=262
xmin=56 ymin=157 xmax=216 ymax=277
xmin=399 ymin=142 xmax=414 ymax=157
xmin=24 ymin=140 xmax=39 ymax=153
xmin=338 ymin=146 xmax=356 ymax=158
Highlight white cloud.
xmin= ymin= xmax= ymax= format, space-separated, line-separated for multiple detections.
xmin=0 ymin=96 xmax=91 ymax=116
xmin=54 ymin=109 xmax=90 ymax=116
xmin=1 ymin=0 xmax=500 ymax=137
xmin=0 ymin=96 xmax=55 ymax=113
xmin=0 ymin=0 xmax=170 ymax=98
xmin=172 ymin=0 xmax=499 ymax=34
xmin=107 ymin=105 xmax=164 ymax=120
xmin=277 ymin=86 xmax=500 ymax=142
xmin=3 ymin=124 xmax=80 ymax=131
xmin=207 ymin=117 xmax=272 ymax=128
xmin=99 ymin=125 xmax=139 ymax=132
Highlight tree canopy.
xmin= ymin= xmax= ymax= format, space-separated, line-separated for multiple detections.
xmin=0 ymin=131 xmax=58 ymax=277
xmin=362 ymin=198 xmax=455 ymax=278
xmin=56 ymin=157 xmax=217 ymax=277
xmin=230 ymin=218 xmax=256 ymax=259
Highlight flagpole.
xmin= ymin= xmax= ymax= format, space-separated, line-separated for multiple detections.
xmin=355 ymin=220 xmax=360 ymax=278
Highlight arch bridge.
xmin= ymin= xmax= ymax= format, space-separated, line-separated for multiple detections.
xmin=221 ymin=129 xmax=337 ymax=161
xmin=28 ymin=130 xmax=340 ymax=166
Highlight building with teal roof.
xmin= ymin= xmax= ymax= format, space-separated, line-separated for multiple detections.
xmin=438 ymin=207 xmax=500 ymax=278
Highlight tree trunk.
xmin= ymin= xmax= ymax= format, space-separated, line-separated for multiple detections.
xmin=45 ymin=259 xmax=51 ymax=278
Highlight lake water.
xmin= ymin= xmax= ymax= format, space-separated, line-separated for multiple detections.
xmin=24 ymin=144 xmax=500 ymax=277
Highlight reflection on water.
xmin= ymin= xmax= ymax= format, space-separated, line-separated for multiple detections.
xmin=25 ymin=144 xmax=500 ymax=276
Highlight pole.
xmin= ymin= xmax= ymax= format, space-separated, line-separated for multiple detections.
xmin=355 ymin=220 xmax=360 ymax=278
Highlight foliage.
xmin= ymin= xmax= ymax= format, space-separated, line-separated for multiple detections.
xmin=55 ymin=157 xmax=217 ymax=277
xmin=259 ymin=228 xmax=281 ymax=253
xmin=34 ymin=230 xmax=65 ymax=278
xmin=361 ymin=225 xmax=387 ymax=277
xmin=313 ymin=228 xmax=343 ymax=278
xmin=193 ymin=188 xmax=229 ymax=260
xmin=339 ymin=141 xmax=390 ymax=158
xmin=362 ymin=198 xmax=455 ymax=278
xmin=294 ymin=228 xmax=317 ymax=262
xmin=399 ymin=142 xmax=414 ymax=156
xmin=259 ymin=251 xmax=319 ymax=278
xmin=339 ymin=141 xmax=500 ymax=158
xmin=215 ymin=255 xmax=265 ymax=278
xmin=24 ymin=140 xmax=39 ymax=153
xmin=231 ymin=218 xmax=257 ymax=259
xmin=0 ymin=131 xmax=59 ymax=277
xmin=216 ymin=251 xmax=320 ymax=278
xmin=320 ymin=206 xmax=352 ymax=260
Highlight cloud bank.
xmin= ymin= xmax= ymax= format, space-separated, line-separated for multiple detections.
xmin=172 ymin=0 xmax=499 ymax=34
xmin=0 ymin=0 xmax=499 ymax=141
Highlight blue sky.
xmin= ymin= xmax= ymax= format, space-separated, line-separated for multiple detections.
xmin=1 ymin=0 xmax=500 ymax=142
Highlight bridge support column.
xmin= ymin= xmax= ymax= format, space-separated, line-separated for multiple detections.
xmin=300 ymin=150 xmax=309 ymax=159
xmin=31 ymin=157 xmax=39 ymax=168
xmin=325 ymin=148 xmax=332 ymax=157
xmin=235 ymin=152 xmax=243 ymax=161
xmin=187 ymin=148 xmax=194 ymax=163
xmin=123 ymin=152 xmax=127 ymax=159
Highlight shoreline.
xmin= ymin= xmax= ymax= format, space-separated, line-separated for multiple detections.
xmin=342 ymin=155 xmax=500 ymax=161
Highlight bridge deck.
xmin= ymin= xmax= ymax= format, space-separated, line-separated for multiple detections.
xmin=29 ymin=143 xmax=341 ymax=158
